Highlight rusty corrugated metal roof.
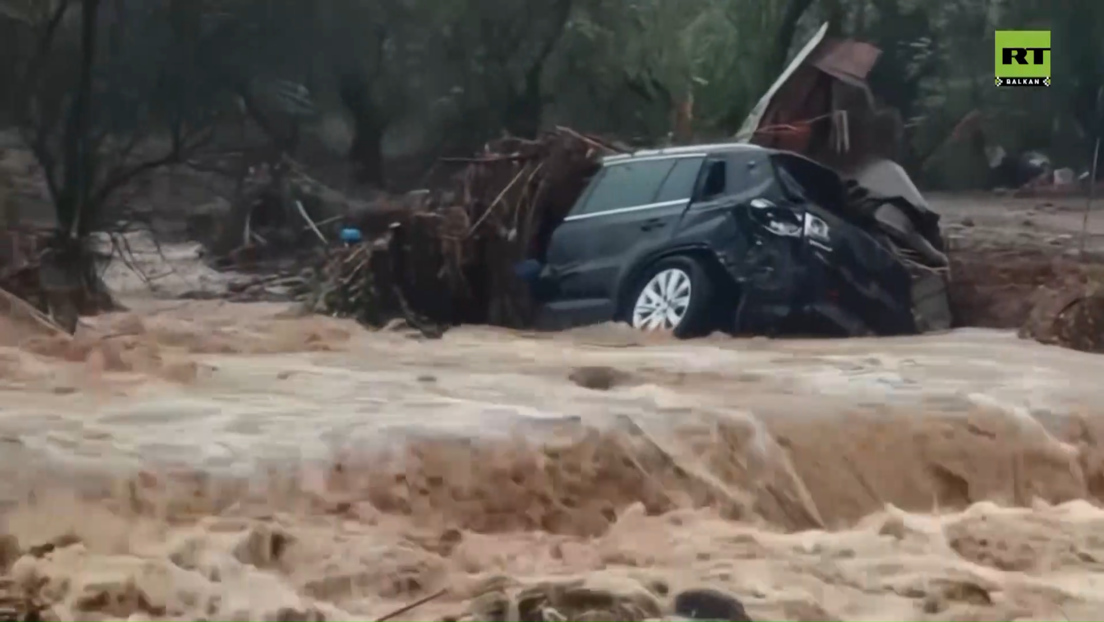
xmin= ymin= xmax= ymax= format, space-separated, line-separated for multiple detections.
xmin=811 ymin=39 xmax=882 ymax=86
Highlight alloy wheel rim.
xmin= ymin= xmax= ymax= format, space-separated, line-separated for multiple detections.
xmin=631 ymin=268 xmax=692 ymax=330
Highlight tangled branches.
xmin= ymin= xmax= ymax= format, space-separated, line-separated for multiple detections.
xmin=313 ymin=127 xmax=624 ymax=330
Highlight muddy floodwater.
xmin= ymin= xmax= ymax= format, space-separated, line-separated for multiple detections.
xmin=1 ymin=289 xmax=1104 ymax=621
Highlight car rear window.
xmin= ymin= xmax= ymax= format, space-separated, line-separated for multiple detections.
xmin=655 ymin=157 xmax=704 ymax=202
xmin=574 ymin=158 xmax=677 ymax=215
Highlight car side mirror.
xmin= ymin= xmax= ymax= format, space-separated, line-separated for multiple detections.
xmin=749 ymin=198 xmax=776 ymax=209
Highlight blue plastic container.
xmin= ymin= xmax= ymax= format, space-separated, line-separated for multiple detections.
xmin=340 ymin=227 xmax=363 ymax=244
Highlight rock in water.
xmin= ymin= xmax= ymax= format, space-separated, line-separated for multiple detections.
xmin=568 ymin=366 xmax=632 ymax=391
xmin=673 ymin=588 xmax=752 ymax=622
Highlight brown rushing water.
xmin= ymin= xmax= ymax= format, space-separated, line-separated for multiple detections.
xmin=2 ymin=282 xmax=1104 ymax=620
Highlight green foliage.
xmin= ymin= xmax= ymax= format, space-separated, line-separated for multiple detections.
xmin=1 ymin=0 xmax=1103 ymax=197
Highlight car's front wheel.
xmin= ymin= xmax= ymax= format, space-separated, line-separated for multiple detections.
xmin=626 ymin=255 xmax=715 ymax=338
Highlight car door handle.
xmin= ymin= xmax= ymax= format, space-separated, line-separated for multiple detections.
xmin=640 ymin=218 xmax=666 ymax=231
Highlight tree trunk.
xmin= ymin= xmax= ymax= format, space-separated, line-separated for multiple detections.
xmin=671 ymin=94 xmax=694 ymax=144
xmin=39 ymin=234 xmax=117 ymax=333
xmin=339 ymin=71 xmax=388 ymax=187
xmin=764 ymin=0 xmax=816 ymax=94
xmin=502 ymin=86 xmax=543 ymax=139
xmin=37 ymin=0 xmax=115 ymax=332
xmin=348 ymin=116 xmax=386 ymax=186
xmin=822 ymin=0 xmax=845 ymax=37
xmin=500 ymin=0 xmax=574 ymax=139
xmin=58 ymin=0 xmax=102 ymax=238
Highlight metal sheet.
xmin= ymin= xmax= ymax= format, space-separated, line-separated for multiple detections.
xmin=736 ymin=22 xmax=830 ymax=142
xmin=811 ymin=40 xmax=882 ymax=85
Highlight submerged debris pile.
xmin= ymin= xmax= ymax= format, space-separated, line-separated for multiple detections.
xmin=0 ymin=582 xmax=53 ymax=622
xmin=438 ymin=574 xmax=753 ymax=622
xmin=947 ymin=244 xmax=1104 ymax=353
xmin=0 ymin=227 xmax=120 ymax=334
xmin=307 ymin=128 xmax=623 ymax=329
xmin=1020 ymin=280 xmax=1104 ymax=353
xmin=0 ymin=227 xmax=49 ymax=311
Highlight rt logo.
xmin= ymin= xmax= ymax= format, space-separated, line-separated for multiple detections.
xmin=995 ymin=30 xmax=1051 ymax=88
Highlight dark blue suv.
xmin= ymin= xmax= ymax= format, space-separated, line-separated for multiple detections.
xmin=520 ymin=142 xmax=922 ymax=338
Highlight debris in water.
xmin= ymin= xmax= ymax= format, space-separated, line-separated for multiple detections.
xmin=673 ymin=588 xmax=753 ymax=621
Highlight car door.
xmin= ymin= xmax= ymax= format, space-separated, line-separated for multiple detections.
xmin=543 ymin=155 xmax=703 ymax=323
xmin=665 ymin=150 xmax=778 ymax=257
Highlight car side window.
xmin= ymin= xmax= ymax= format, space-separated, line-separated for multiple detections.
xmin=574 ymin=159 xmax=677 ymax=215
xmin=726 ymin=153 xmax=768 ymax=188
xmin=727 ymin=152 xmax=781 ymax=202
xmin=697 ymin=160 xmax=727 ymax=200
xmin=654 ymin=157 xmax=704 ymax=202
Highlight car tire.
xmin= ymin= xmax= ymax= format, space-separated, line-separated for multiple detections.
xmin=624 ymin=255 xmax=715 ymax=338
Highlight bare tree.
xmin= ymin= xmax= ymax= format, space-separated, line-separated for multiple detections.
xmin=6 ymin=0 xmax=224 ymax=330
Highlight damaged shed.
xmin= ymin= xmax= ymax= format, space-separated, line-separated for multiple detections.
xmin=737 ymin=23 xmax=951 ymax=331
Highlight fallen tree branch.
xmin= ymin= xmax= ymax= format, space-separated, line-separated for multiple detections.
xmin=439 ymin=154 xmax=530 ymax=164
xmin=466 ymin=165 xmax=528 ymax=237
xmin=373 ymin=588 xmax=447 ymax=622
xmin=295 ymin=200 xmax=327 ymax=243
xmin=0 ymin=285 xmax=70 ymax=338
xmin=554 ymin=125 xmax=627 ymax=154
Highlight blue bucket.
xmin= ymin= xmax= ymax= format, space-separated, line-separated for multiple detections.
xmin=339 ymin=227 xmax=363 ymax=244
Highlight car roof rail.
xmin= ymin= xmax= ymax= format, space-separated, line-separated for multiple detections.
xmin=601 ymin=142 xmax=764 ymax=163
